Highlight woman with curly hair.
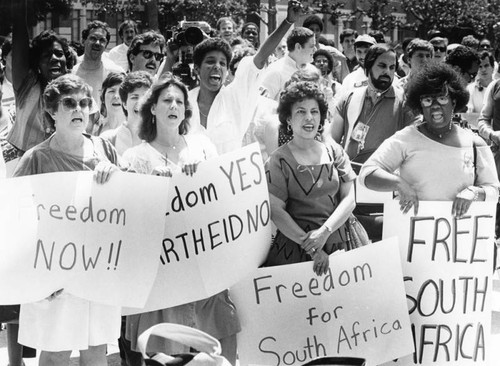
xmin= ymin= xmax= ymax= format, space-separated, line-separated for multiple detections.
xmin=359 ymin=62 xmax=499 ymax=217
xmin=7 ymin=0 xmax=75 ymax=153
xmin=264 ymin=81 xmax=357 ymax=275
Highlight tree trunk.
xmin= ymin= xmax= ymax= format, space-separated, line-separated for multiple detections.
xmin=146 ymin=0 xmax=159 ymax=31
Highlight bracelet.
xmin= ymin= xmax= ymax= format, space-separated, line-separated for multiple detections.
xmin=466 ymin=186 xmax=480 ymax=201
xmin=322 ymin=224 xmax=333 ymax=233
xmin=285 ymin=18 xmax=294 ymax=25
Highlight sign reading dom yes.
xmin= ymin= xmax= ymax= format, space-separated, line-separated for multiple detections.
xmin=0 ymin=171 xmax=168 ymax=308
xmin=125 ymin=143 xmax=272 ymax=314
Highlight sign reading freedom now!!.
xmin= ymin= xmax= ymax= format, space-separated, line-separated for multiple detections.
xmin=382 ymin=201 xmax=496 ymax=366
xmin=230 ymin=238 xmax=414 ymax=366
xmin=0 ymin=171 xmax=168 ymax=308
xmin=125 ymin=143 xmax=272 ymax=314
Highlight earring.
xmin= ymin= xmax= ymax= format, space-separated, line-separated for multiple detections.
xmin=318 ymin=124 xmax=324 ymax=133
xmin=287 ymin=124 xmax=292 ymax=133
xmin=152 ymin=115 xmax=156 ymax=125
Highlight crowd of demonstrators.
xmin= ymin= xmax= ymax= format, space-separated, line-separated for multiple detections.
xmin=3 ymin=0 xmax=500 ymax=365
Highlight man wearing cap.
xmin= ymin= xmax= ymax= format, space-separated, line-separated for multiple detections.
xmin=330 ymin=44 xmax=412 ymax=241
xmin=340 ymin=34 xmax=376 ymax=93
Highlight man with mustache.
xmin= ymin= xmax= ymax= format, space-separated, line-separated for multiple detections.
xmin=108 ymin=20 xmax=138 ymax=72
xmin=72 ymin=21 xmax=124 ymax=113
xmin=330 ymin=44 xmax=412 ymax=241
xmin=127 ymin=31 xmax=166 ymax=77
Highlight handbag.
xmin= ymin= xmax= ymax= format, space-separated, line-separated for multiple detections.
xmin=344 ymin=214 xmax=371 ymax=250
xmin=138 ymin=323 xmax=232 ymax=366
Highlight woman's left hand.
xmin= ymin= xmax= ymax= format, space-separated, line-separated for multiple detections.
xmin=302 ymin=226 xmax=330 ymax=256
xmin=312 ymin=250 xmax=330 ymax=276
xmin=182 ymin=161 xmax=200 ymax=176
xmin=94 ymin=161 xmax=119 ymax=184
xmin=452 ymin=187 xmax=477 ymax=218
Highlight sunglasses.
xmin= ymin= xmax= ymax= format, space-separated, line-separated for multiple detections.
xmin=420 ymin=94 xmax=450 ymax=108
xmin=59 ymin=96 xmax=93 ymax=111
xmin=433 ymin=46 xmax=447 ymax=53
xmin=138 ymin=50 xmax=164 ymax=62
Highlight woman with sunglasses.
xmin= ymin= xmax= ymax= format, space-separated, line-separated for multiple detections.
xmin=264 ymin=81 xmax=356 ymax=276
xmin=359 ymin=63 xmax=499 ymax=217
xmin=13 ymin=74 xmax=121 ymax=366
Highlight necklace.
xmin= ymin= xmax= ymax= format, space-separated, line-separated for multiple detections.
xmin=422 ymin=121 xmax=453 ymax=139
xmin=154 ymin=135 xmax=183 ymax=153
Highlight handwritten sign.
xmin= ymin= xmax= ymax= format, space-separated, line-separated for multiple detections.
xmin=382 ymin=201 xmax=495 ymax=366
xmin=125 ymin=143 xmax=272 ymax=314
xmin=0 ymin=171 xmax=168 ymax=308
xmin=230 ymin=238 xmax=414 ymax=366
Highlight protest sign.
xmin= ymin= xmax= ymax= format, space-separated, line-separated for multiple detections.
xmin=230 ymin=238 xmax=414 ymax=366
xmin=125 ymin=143 xmax=272 ymax=314
xmin=382 ymin=201 xmax=495 ymax=365
xmin=0 ymin=171 xmax=167 ymax=308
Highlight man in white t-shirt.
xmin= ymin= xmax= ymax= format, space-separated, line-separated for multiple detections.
xmin=108 ymin=20 xmax=138 ymax=72
xmin=72 ymin=21 xmax=124 ymax=112
xmin=259 ymin=27 xmax=317 ymax=101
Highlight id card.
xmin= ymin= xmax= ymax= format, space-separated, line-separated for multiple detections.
xmin=351 ymin=122 xmax=370 ymax=143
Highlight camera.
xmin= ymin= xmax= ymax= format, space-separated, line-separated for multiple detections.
xmin=166 ymin=21 xmax=214 ymax=89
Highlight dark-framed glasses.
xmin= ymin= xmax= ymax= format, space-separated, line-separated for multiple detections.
xmin=138 ymin=50 xmax=164 ymax=62
xmin=59 ymin=96 xmax=93 ymax=111
xmin=420 ymin=94 xmax=450 ymax=108
xmin=433 ymin=46 xmax=447 ymax=53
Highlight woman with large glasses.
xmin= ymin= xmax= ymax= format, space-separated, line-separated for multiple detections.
xmin=12 ymin=74 xmax=121 ymax=366
xmin=359 ymin=62 xmax=499 ymax=217
xmin=264 ymin=81 xmax=357 ymax=276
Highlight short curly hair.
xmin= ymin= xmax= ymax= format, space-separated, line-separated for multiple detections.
xmin=446 ymin=45 xmax=479 ymax=75
xmin=30 ymin=30 xmax=74 ymax=76
xmin=193 ymin=38 xmax=232 ymax=68
xmin=313 ymin=49 xmax=334 ymax=75
xmin=277 ymin=81 xmax=329 ymax=137
xmin=127 ymin=31 xmax=166 ymax=71
xmin=119 ymin=71 xmax=153 ymax=117
xmin=43 ymin=74 xmax=93 ymax=129
xmin=406 ymin=62 xmax=469 ymax=115
xmin=139 ymin=74 xmax=193 ymax=142
xmin=303 ymin=15 xmax=323 ymax=33
xmin=82 ymin=20 xmax=111 ymax=44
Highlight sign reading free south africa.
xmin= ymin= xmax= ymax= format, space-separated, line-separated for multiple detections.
xmin=382 ymin=201 xmax=496 ymax=366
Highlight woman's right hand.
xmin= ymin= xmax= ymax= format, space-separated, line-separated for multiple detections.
xmin=396 ymin=178 xmax=419 ymax=215
xmin=152 ymin=166 xmax=172 ymax=177
xmin=312 ymin=250 xmax=329 ymax=276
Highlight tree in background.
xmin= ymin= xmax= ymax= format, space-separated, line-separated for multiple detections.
xmin=0 ymin=0 xmax=72 ymax=35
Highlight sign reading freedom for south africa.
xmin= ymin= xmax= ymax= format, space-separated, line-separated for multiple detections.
xmin=0 ymin=171 xmax=168 ymax=308
xmin=125 ymin=143 xmax=272 ymax=314
xmin=382 ymin=201 xmax=495 ymax=366
xmin=230 ymin=238 xmax=414 ymax=366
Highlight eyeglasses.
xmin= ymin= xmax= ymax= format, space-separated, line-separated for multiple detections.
xmin=138 ymin=50 xmax=164 ymax=62
xmin=420 ymin=94 xmax=450 ymax=108
xmin=480 ymin=44 xmax=491 ymax=50
xmin=59 ymin=96 xmax=93 ymax=111
xmin=433 ymin=46 xmax=447 ymax=53
xmin=88 ymin=35 xmax=108 ymax=45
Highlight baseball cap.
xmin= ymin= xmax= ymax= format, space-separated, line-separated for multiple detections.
xmin=354 ymin=35 xmax=376 ymax=47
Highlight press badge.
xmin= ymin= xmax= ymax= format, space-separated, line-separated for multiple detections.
xmin=350 ymin=122 xmax=370 ymax=153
